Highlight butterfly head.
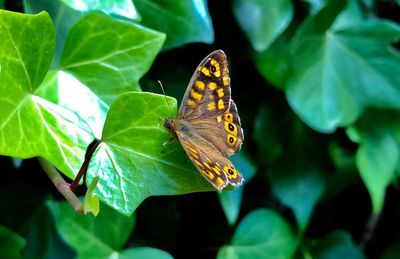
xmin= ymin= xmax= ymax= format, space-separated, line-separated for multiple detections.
xmin=164 ymin=118 xmax=175 ymax=131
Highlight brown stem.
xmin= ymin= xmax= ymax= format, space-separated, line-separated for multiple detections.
xmin=70 ymin=139 xmax=101 ymax=191
xmin=38 ymin=157 xmax=83 ymax=213
xmin=359 ymin=212 xmax=381 ymax=249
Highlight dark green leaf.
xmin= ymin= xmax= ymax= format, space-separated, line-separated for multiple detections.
xmin=382 ymin=239 xmax=400 ymax=259
xmin=86 ymin=92 xmax=214 ymax=215
xmin=48 ymin=199 xmax=135 ymax=258
xmin=135 ymin=0 xmax=214 ymax=50
xmin=218 ymin=152 xmax=257 ymax=225
xmin=60 ymin=0 xmax=140 ymax=20
xmin=254 ymin=33 xmax=292 ymax=88
xmin=307 ymin=231 xmax=365 ymax=259
xmin=60 ymin=12 xmax=165 ymax=104
xmin=217 ymin=209 xmax=297 ymax=259
xmin=119 ymin=247 xmax=173 ymax=259
xmin=269 ymin=167 xmax=326 ymax=233
xmin=347 ymin=110 xmax=400 ymax=212
xmin=233 ymin=0 xmax=293 ymax=51
xmin=286 ymin=0 xmax=400 ymax=132
xmin=0 ymin=10 xmax=93 ymax=179
xmin=0 ymin=225 xmax=25 ymax=259
xmin=22 ymin=205 xmax=75 ymax=259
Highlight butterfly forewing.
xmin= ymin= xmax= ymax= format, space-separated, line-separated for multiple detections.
xmin=179 ymin=50 xmax=232 ymax=120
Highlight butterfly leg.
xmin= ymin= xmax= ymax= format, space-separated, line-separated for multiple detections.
xmin=162 ymin=137 xmax=175 ymax=153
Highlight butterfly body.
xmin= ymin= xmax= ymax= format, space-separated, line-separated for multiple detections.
xmin=164 ymin=50 xmax=244 ymax=191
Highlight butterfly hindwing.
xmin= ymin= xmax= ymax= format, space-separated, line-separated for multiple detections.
xmin=176 ymin=131 xmax=243 ymax=190
xmin=178 ymin=50 xmax=231 ymax=120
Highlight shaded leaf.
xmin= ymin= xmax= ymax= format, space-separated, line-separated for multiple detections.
xmin=269 ymin=167 xmax=326 ymax=233
xmin=0 ymin=225 xmax=25 ymax=259
xmin=218 ymin=152 xmax=257 ymax=225
xmin=0 ymin=10 xmax=93 ymax=179
xmin=119 ymin=247 xmax=173 ymax=259
xmin=382 ymin=239 xmax=400 ymax=259
xmin=135 ymin=0 xmax=214 ymax=50
xmin=347 ymin=110 xmax=400 ymax=212
xmin=217 ymin=208 xmax=297 ymax=259
xmin=21 ymin=205 xmax=75 ymax=259
xmin=61 ymin=0 xmax=140 ymax=20
xmin=48 ymin=200 xmax=135 ymax=258
xmin=286 ymin=0 xmax=400 ymax=132
xmin=233 ymin=0 xmax=293 ymax=51
xmin=307 ymin=230 xmax=365 ymax=259
xmin=60 ymin=12 xmax=165 ymax=104
xmin=86 ymin=92 xmax=214 ymax=215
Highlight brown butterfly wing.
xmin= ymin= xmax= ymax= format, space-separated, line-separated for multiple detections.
xmin=178 ymin=50 xmax=231 ymax=120
xmin=176 ymin=130 xmax=243 ymax=190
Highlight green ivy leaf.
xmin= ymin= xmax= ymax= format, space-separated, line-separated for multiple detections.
xmin=86 ymin=92 xmax=214 ymax=215
xmin=135 ymin=0 xmax=214 ymax=50
xmin=382 ymin=239 xmax=400 ymax=259
xmin=35 ymin=70 xmax=108 ymax=139
xmin=268 ymin=167 xmax=326 ymax=233
xmin=307 ymin=231 xmax=365 ymax=259
xmin=60 ymin=12 xmax=165 ymax=104
xmin=217 ymin=209 xmax=297 ymax=259
xmin=347 ymin=110 xmax=400 ymax=212
xmin=286 ymin=0 xmax=400 ymax=132
xmin=0 ymin=10 xmax=93 ymax=179
xmin=254 ymin=33 xmax=292 ymax=89
xmin=233 ymin=0 xmax=293 ymax=51
xmin=60 ymin=0 xmax=141 ymax=21
xmin=48 ymin=200 xmax=136 ymax=258
xmin=24 ymin=0 xmax=82 ymax=67
xmin=119 ymin=247 xmax=173 ymax=259
xmin=21 ymin=205 xmax=75 ymax=259
xmin=0 ymin=225 xmax=26 ymax=258
xmin=218 ymin=152 xmax=257 ymax=226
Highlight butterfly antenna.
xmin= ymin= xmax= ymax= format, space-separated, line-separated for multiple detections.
xmin=158 ymin=80 xmax=174 ymax=118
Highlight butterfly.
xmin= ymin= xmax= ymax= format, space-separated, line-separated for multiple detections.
xmin=164 ymin=50 xmax=244 ymax=191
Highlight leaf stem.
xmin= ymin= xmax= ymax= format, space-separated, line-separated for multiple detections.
xmin=70 ymin=139 xmax=101 ymax=191
xmin=38 ymin=157 xmax=83 ymax=213
xmin=359 ymin=212 xmax=381 ymax=249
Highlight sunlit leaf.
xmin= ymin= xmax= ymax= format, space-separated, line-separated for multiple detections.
xmin=60 ymin=0 xmax=141 ymax=20
xmin=86 ymin=92 xmax=214 ymax=215
xmin=60 ymin=12 xmax=165 ymax=104
xmin=0 ymin=10 xmax=93 ymax=179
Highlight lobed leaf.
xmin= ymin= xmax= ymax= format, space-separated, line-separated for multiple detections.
xmin=61 ymin=12 xmax=166 ymax=104
xmin=0 ymin=10 xmax=93 ymax=179
xmin=86 ymin=92 xmax=214 ymax=215
xmin=286 ymin=0 xmax=400 ymax=132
